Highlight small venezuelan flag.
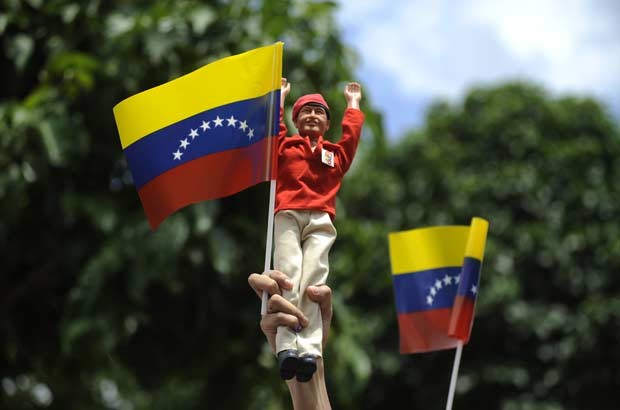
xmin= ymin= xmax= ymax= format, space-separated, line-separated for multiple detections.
xmin=388 ymin=217 xmax=489 ymax=354
xmin=113 ymin=43 xmax=283 ymax=229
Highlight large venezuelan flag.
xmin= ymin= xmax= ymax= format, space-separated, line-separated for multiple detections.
xmin=113 ymin=43 xmax=283 ymax=229
xmin=388 ymin=217 xmax=489 ymax=354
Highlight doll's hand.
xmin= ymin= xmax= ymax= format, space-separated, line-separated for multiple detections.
xmin=344 ymin=82 xmax=362 ymax=109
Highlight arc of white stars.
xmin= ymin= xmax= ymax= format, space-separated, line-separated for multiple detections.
xmin=172 ymin=113 xmax=256 ymax=161
xmin=425 ymin=274 xmax=462 ymax=306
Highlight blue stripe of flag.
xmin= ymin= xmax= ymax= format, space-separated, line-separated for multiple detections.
xmin=456 ymin=257 xmax=481 ymax=300
xmin=123 ymin=90 xmax=280 ymax=189
xmin=392 ymin=267 xmax=461 ymax=314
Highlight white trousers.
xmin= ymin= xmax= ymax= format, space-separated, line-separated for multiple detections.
xmin=274 ymin=210 xmax=336 ymax=357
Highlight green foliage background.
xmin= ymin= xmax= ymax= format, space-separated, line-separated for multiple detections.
xmin=1 ymin=1 xmax=619 ymax=409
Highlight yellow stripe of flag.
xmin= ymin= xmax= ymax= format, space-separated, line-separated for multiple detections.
xmin=389 ymin=226 xmax=470 ymax=275
xmin=464 ymin=217 xmax=489 ymax=261
xmin=388 ymin=217 xmax=489 ymax=275
xmin=113 ymin=42 xmax=283 ymax=149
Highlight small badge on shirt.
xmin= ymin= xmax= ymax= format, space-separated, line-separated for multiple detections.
xmin=321 ymin=148 xmax=335 ymax=167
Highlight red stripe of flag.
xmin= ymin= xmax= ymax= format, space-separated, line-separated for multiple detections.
xmin=398 ymin=308 xmax=462 ymax=354
xmin=448 ymin=295 xmax=476 ymax=342
xmin=138 ymin=137 xmax=276 ymax=229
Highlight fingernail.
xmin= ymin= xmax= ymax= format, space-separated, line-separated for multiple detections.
xmin=285 ymin=279 xmax=293 ymax=288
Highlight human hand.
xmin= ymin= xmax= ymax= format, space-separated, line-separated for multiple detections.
xmin=344 ymin=82 xmax=362 ymax=109
xmin=248 ymin=271 xmax=333 ymax=351
xmin=281 ymin=77 xmax=291 ymax=108
xmin=249 ymin=270 xmax=308 ymax=352
xmin=249 ymin=271 xmax=333 ymax=410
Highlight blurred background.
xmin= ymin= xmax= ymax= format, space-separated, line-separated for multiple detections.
xmin=1 ymin=0 xmax=619 ymax=409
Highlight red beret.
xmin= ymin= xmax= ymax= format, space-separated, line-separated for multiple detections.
xmin=292 ymin=94 xmax=330 ymax=121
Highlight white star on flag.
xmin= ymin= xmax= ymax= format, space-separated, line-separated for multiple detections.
xmin=189 ymin=129 xmax=199 ymax=139
xmin=238 ymin=120 xmax=248 ymax=131
xmin=213 ymin=116 xmax=224 ymax=127
xmin=179 ymin=138 xmax=190 ymax=149
xmin=247 ymin=128 xmax=254 ymax=139
xmin=173 ymin=150 xmax=183 ymax=160
xmin=471 ymin=285 xmax=477 ymax=295
xmin=227 ymin=116 xmax=237 ymax=127
xmin=443 ymin=275 xmax=452 ymax=285
xmin=426 ymin=295 xmax=433 ymax=306
xmin=454 ymin=276 xmax=460 ymax=284
xmin=430 ymin=287 xmax=437 ymax=297
xmin=200 ymin=120 xmax=210 ymax=131
xmin=435 ymin=280 xmax=442 ymax=289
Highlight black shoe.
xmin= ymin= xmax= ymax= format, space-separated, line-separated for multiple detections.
xmin=296 ymin=355 xmax=317 ymax=383
xmin=278 ymin=349 xmax=299 ymax=380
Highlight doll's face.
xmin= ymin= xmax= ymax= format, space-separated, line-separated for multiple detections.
xmin=294 ymin=104 xmax=330 ymax=139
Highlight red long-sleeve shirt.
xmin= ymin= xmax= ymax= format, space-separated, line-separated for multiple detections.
xmin=275 ymin=108 xmax=365 ymax=220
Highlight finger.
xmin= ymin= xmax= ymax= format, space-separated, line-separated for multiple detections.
xmin=248 ymin=272 xmax=280 ymax=299
xmin=268 ymin=294 xmax=309 ymax=327
xmin=266 ymin=270 xmax=294 ymax=291
xmin=261 ymin=311 xmax=302 ymax=334
xmin=307 ymin=285 xmax=333 ymax=323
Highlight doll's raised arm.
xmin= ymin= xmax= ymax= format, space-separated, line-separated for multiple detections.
xmin=281 ymin=77 xmax=291 ymax=108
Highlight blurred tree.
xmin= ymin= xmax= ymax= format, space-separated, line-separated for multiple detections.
xmin=336 ymin=82 xmax=620 ymax=410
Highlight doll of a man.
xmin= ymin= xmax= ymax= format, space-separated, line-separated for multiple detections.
xmin=274 ymin=78 xmax=364 ymax=382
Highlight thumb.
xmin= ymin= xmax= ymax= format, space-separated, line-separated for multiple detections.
xmin=307 ymin=285 xmax=333 ymax=322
